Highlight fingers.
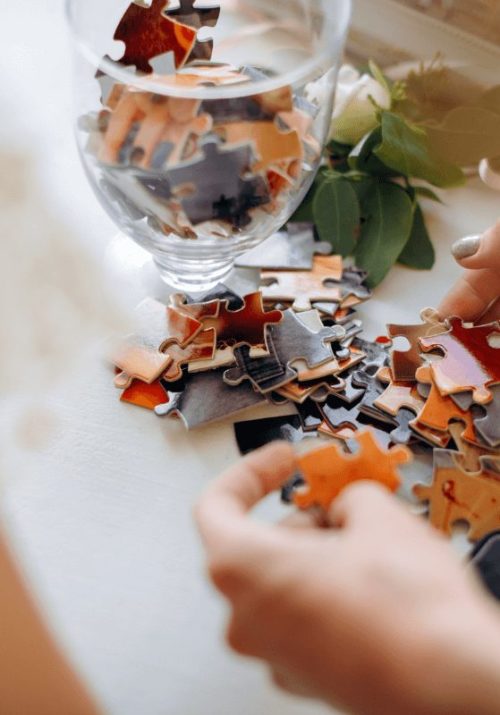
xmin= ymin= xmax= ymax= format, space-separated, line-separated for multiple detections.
xmin=439 ymin=223 xmax=500 ymax=322
xmin=451 ymin=223 xmax=500 ymax=271
xmin=480 ymin=299 xmax=500 ymax=324
xmin=278 ymin=511 xmax=326 ymax=531
xmin=438 ymin=268 xmax=500 ymax=322
xmin=327 ymin=481 xmax=407 ymax=531
xmin=195 ymin=442 xmax=297 ymax=550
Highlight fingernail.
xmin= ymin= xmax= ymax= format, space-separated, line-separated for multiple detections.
xmin=451 ymin=235 xmax=481 ymax=260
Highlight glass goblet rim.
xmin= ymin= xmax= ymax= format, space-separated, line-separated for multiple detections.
xmin=65 ymin=0 xmax=352 ymax=100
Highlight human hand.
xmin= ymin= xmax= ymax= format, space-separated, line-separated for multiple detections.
xmin=196 ymin=443 xmax=500 ymax=715
xmin=439 ymin=222 xmax=500 ymax=322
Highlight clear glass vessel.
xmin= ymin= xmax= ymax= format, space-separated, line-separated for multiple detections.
xmin=68 ymin=0 xmax=351 ymax=290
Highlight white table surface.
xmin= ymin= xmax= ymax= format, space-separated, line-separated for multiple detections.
xmin=1 ymin=3 xmax=499 ymax=715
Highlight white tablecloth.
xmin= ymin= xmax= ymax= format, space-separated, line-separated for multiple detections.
xmin=0 ymin=3 xmax=499 ymax=715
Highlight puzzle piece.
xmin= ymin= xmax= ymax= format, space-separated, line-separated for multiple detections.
xmin=99 ymin=89 xmax=212 ymax=168
xmin=276 ymin=375 xmax=345 ymax=404
xmin=155 ymin=369 xmax=266 ymax=427
xmin=294 ymin=430 xmax=410 ymax=511
xmin=234 ymin=416 xmax=315 ymax=455
xmin=163 ymin=0 xmax=220 ymax=63
xmin=267 ymin=309 xmax=342 ymax=375
xmin=413 ymin=365 xmax=478 ymax=445
xmin=473 ymin=384 xmax=500 ymax=447
xmin=351 ymin=365 xmax=398 ymax=426
xmin=223 ymin=344 xmax=296 ymax=394
xmin=201 ymin=85 xmax=293 ymax=124
xmin=168 ymin=137 xmax=270 ymax=227
xmin=419 ymin=318 xmax=500 ymax=404
xmin=120 ymin=377 xmax=169 ymax=410
xmin=296 ymin=399 xmax=324 ymax=432
xmin=203 ymin=292 xmax=282 ymax=348
xmin=374 ymin=366 xmax=425 ymax=416
xmin=215 ymin=121 xmax=303 ymax=172
xmin=414 ymin=449 xmax=500 ymax=541
xmin=277 ymin=108 xmax=322 ymax=162
xmin=113 ymin=0 xmax=197 ymax=73
xmin=236 ymin=223 xmax=331 ymax=271
xmin=448 ymin=423 xmax=500 ymax=474
xmin=387 ymin=308 xmax=447 ymax=382
xmin=261 ymin=255 xmax=344 ymax=311
xmin=112 ymin=298 xmax=203 ymax=383
xmin=162 ymin=327 xmax=216 ymax=381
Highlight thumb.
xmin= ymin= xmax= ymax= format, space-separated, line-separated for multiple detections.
xmin=451 ymin=223 xmax=500 ymax=271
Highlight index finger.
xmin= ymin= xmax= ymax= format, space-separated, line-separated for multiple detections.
xmin=195 ymin=442 xmax=297 ymax=550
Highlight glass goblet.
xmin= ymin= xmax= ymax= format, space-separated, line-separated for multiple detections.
xmin=68 ymin=0 xmax=352 ymax=291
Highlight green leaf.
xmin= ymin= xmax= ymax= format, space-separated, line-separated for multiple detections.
xmin=375 ymin=112 xmax=465 ymax=187
xmin=313 ymin=177 xmax=360 ymax=256
xmin=425 ymin=106 xmax=500 ymax=165
xmin=326 ymin=139 xmax=353 ymax=157
xmin=354 ymin=181 xmax=414 ymax=288
xmin=398 ymin=204 xmax=435 ymax=269
xmin=349 ymin=176 xmax=378 ymax=212
xmin=289 ymin=167 xmax=331 ymax=223
xmin=348 ymin=128 xmax=400 ymax=177
xmin=414 ymin=186 xmax=444 ymax=203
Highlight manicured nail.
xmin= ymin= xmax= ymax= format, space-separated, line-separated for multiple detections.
xmin=451 ymin=235 xmax=481 ymax=260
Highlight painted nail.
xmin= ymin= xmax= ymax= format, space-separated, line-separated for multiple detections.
xmin=451 ymin=235 xmax=481 ymax=261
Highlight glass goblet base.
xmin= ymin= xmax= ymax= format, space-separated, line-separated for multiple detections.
xmin=152 ymin=252 xmax=236 ymax=292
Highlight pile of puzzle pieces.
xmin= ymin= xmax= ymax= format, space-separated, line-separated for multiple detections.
xmin=111 ymin=221 xmax=500 ymax=549
xmin=81 ymin=0 xmax=320 ymax=238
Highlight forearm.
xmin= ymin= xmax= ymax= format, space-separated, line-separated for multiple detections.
xmin=0 ymin=528 xmax=101 ymax=715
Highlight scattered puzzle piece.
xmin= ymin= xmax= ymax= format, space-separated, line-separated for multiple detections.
xmin=162 ymin=327 xmax=216 ymax=381
xmin=121 ymin=377 xmax=169 ymax=410
xmin=473 ymin=384 xmax=500 ymax=448
xmin=420 ymin=318 xmax=500 ymax=405
xmin=236 ymin=223 xmax=331 ymax=271
xmin=414 ymin=449 xmax=500 ymax=541
xmin=375 ymin=366 xmax=425 ymax=416
xmin=414 ymin=365 xmax=478 ymax=445
xmin=155 ymin=369 xmax=266 ymax=427
xmin=448 ymin=423 xmax=500 ymax=474
xmin=223 ymin=344 xmax=296 ymax=394
xmin=294 ymin=430 xmax=410 ymax=511
xmin=112 ymin=298 xmax=203 ymax=383
xmin=387 ymin=308 xmax=447 ymax=382
xmin=203 ymin=292 xmax=282 ymax=348
xmin=470 ymin=531 xmax=500 ymax=601
xmin=261 ymin=255 xmax=344 ymax=311
xmin=234 ymin=416 xmax=314 ymax=455
xmin=113 ymin=0 xmax=197 ymax=72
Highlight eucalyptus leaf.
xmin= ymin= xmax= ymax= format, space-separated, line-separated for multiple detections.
xmin=414 ymin=186 xmax=444 ymax=203
xmin=375 ymin=112 xmax=465 ymax=187
xmin=289 ymin=167 xmax=330 ymax=223
xmin=350 ymin=176 xmax=377 ymax=212
xmin=398 ymin=204 xmax=435 ymax=269
xmin=354 ymin=182 xmax=414 ymax=288
xmin=425 ymin=106 xmax=500 ymax=165
xmin=348 ymin=128 xmax=399 ymax=177
xmin=313 ymin=177 xmax=360 ymax=256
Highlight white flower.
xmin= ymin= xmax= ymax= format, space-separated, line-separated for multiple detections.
xmin=330 ymin=65 xmax=391 ymax=146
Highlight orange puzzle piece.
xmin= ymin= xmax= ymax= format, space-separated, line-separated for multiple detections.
xmin=203 ymin=292 xmax=283 ymax=348
xmin=414 ymin=449 xmax=500 ymax=541
xmin=261 ymin=255 xmax=344 ymax=312
xmin=112 ymin=298 xmax=203 ymax=384
xmin=414 ymin=366 xmax=478 ymax=445
xmin=294 ymin=430 xmax=411 ymax=511
xmin=120 ymin=378 xmax=169 ymax=410
xmin=374 ymin=366 xmax=425 ymax=416
xmin=215 ymin=121 xmax=303 ymax=172
xmin=387 ymin=308 xmax=447 ymax=382
xmin=420 ymin=318 xmax=500 ymax=405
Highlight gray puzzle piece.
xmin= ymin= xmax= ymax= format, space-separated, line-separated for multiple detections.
xmin=201 ymin=96 xmax=275 ymax=123
xmin=224 ymin=344 xmax=296 ymax=394
xmin=352 ymin=365 xmax=397 ymax=426
xmin=236 ymin=223 xmax=331 ymax=270
xmin=154 ymin=369 xmax=266 ymax=428
xmin=390 ymin=407 xmax=417 ymax=445
xmin=268 ymin=309 xmax=344 ymax=370
xmin=168 ymin=137 xmax=269 ymax=226
xmin=450 ymin=391 xmax=475 ymax=411
xmin=473 ymin=384 xmax=500 ymax=448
